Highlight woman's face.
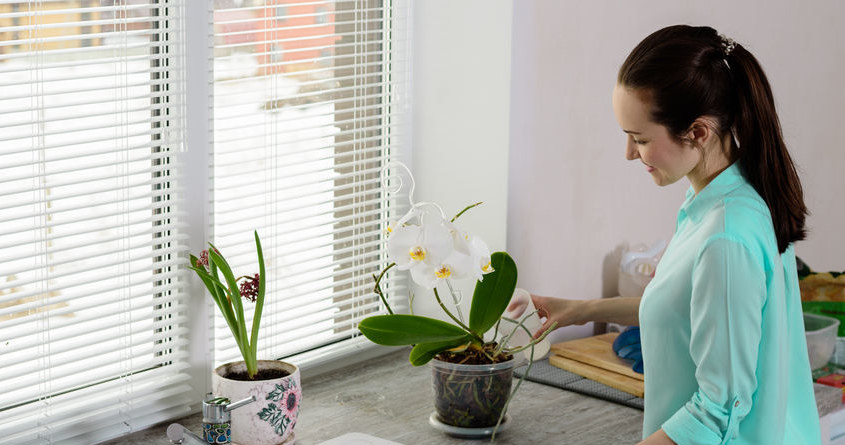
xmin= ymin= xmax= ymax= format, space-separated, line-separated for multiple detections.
xmin=612 ymin=85 xmax=701 ymax=187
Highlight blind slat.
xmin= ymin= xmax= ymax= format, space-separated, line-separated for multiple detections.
xmin=214 ymin=16 xmax=383 ymax=39
xmin=0 ymin=39 xmax=162 ymax=62
xmin=0 ymin=238 xmax=186 ymax=292
xmin=214 ymin=199 xmax=388 ymax=240
xmin=0 ymin=199 xmax=176 ymax=238
xmin=0 ymin=89 xmax=175 ymax=118
xmin=0 ymin=290 xmax=186 ymax=345
xmin=213 ymin=26 xmax=383 ymax=51
xmin=0 ymin=3 xmax=164 ymax=20
xmin=1 ymin=75 xmax=171 ymax=101
xmin=0 ymin=313 xmax=189 ymax=370
xmin=0 ymin=172 xmax=181 ymax=213
xmin=214 ymin=6 xmax=385 ymax=26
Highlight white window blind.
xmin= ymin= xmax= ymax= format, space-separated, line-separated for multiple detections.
xmin=211 ymin=0 xmax=410 ymax=367
xmin=0 ymin=1 xmax=190 ymax=444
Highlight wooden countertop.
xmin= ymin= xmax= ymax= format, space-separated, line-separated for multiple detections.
xmin=102 ymin=349 xmax=843 ymax=444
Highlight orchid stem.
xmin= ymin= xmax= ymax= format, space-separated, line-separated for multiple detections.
xmin=372 ymin=262 xmax=396 ymax=315
xmin=504 ymin=321 xmax=557 ymax=355
xmin=434 ymin=288 xmax=482 ymax=343
xmin=451 ymin=201 xmax=483 ymax=223
xmin=492 ymin=323 xmax=536 ymax=442
xmin=496 ymin=310 xmax=540 ymax=356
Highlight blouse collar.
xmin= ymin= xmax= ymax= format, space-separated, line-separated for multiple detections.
xmin=678 ymin=162 xmax=745 ymax=224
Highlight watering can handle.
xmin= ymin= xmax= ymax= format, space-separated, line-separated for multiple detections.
xmin=225 ymin=395 xmax=257 ymax=412
xmin=620 ymin=239 xmax=667 ymax=274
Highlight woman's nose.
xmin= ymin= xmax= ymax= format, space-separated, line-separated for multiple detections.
xmin=625 ymin=138 xmax=640 ymax=161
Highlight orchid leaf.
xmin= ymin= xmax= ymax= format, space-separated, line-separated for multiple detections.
xmin=409 ymin=337 xmax=472 ymax=366
xmin=359 ymin=314 xmax=471 ymax=346
xmin=468 ymin=251 xmax=518 ymax=335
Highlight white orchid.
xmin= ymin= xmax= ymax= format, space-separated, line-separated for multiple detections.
xmin=386 ymin=211 xmax=452 ymax=288
xmin=470 ymin=236 xmax=494 ymax=280
xmin=386 ymin=207 xmax=493 ymax=289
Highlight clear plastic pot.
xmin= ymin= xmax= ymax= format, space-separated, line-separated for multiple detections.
xmin=430 ymin=358 xmax=516 ymax=428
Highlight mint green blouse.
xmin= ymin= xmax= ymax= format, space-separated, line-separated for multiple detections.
xmin=638 ymin=162 xmax=821 ymax=444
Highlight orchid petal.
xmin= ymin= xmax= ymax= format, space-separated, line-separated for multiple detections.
xmin=410 ymin=262 xmax=439 ymax=290
xmin=387 ymin=224 xmax=422 ymax=270
xmin=421 ymin=219 xmax=453 ymax=263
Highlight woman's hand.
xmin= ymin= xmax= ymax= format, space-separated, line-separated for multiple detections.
xmin=507 ymin=294 xmax=589 ymax=339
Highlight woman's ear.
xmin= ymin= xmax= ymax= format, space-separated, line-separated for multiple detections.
xmin=685 ymin=117 xmax=717 ymax=148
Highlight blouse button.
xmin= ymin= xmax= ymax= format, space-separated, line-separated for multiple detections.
xmin=734 ymin=401 xmax=740 ymax=407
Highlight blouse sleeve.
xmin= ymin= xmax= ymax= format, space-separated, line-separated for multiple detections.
xmin=661 ymin=235 xmax=766 ymax=445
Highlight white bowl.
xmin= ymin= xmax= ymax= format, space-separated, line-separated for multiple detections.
xmin=804 ymin=313 xmax=840 ymax=370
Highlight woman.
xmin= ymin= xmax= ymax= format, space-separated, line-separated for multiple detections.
xmin=526 ymin=25 xmax=821 ymax=444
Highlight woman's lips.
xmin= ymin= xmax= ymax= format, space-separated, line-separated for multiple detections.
xmin=646 ymin=166 xmax=656 ymax=173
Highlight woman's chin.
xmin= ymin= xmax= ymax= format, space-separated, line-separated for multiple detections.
xmin=649 ymin=171 xmax=676 ymax=187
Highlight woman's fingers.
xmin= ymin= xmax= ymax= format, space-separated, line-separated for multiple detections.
xmin=530 ymin=293 xmax=550 ymax=318
xmin=534 ymin=319 xmax=554 ymax=339
xmin=506 ymin=300 xmax=527 ymax=316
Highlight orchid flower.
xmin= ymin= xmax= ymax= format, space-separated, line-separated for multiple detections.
xmin=386 ymin=205 xmax=494 ymax=289
xmin=470 ymin=236 xmax=494 ymax=280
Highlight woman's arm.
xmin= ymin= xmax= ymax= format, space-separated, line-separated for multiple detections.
xmin=582 ymin=296 xmax=642 ymax=326
xmin=526 ymin=295 xmax=642 ymax=337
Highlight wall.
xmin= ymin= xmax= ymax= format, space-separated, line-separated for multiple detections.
xmin=409 ymin=0 xmax=514 ymax=322
xmin=508 ymin=0 xmax=845 ymax=341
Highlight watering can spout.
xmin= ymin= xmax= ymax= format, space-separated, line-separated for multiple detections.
xmin=166 ymin=423 xmax=206 ymax=445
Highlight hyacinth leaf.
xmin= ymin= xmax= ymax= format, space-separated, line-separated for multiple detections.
xmin=209 ymin=260 xmax=228 ymax=309
xmin=207 ymin=255 xmax=246 ymax=359
xmin=359 ymin=314 xmax=471 ymax=346
xmin=249 ymin=231 xmax=265 ymax=369
xmin=187 ymin=260 xmax=231 ymax=319
xmin=189 ymin=257 xmax=230 ymax=308
xmin=409 ymin=337 xmax=472 ymax=366
xmin=468 ymin=251 xmax=518 ymax=335
xmin=208 ymin=244 xmax=245 ymax=327
xmin=188 ymin=262 xmax=240 ymax=342
xmin=208 ymin=244 xmax=253 ymax=374
xmin=188 ymin=261 xmax=246 ymax=362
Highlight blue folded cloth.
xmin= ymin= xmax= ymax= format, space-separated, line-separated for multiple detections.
xmin=612 ymin=327 xmax=644 ymax=374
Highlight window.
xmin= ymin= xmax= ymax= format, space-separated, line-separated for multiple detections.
xmin=211 ymin=0 xmax=409 ymax=368
xmin=0 ymin=1 xmax=189 ymax=444
xmin=0 ymin=0 xmax=408 ymax=442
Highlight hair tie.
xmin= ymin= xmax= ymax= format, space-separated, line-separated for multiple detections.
xmin=719 ymin=33 xmax=737 ymax=56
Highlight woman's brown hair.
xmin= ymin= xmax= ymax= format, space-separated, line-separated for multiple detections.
xmin=618 ymin=25 xmax=807 ymax=254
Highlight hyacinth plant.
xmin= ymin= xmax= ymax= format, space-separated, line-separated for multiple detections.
xmin=189 ymin=231 xmax=265 ymax=379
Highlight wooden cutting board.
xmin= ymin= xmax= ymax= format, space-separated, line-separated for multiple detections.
xmin=548 ymin=333 xmax=645 ymax=398
xmin=551 ymin=333 xmax=644 ymax=381
xmin=549 ymin=355 xmax=644 ymax=398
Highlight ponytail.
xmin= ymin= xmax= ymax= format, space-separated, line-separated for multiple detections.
xmin=727 ymin=45 xmax=807 ymax=253
xmin=618 ymin=25 xmax=807 ymax=253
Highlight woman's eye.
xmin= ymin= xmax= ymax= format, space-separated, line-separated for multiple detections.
xmin=633 ymin=139 xmax=645 ymax=145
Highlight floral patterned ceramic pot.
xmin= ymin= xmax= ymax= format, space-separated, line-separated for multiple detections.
xmin=212 ymin=360 xmax=301 ymax=445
